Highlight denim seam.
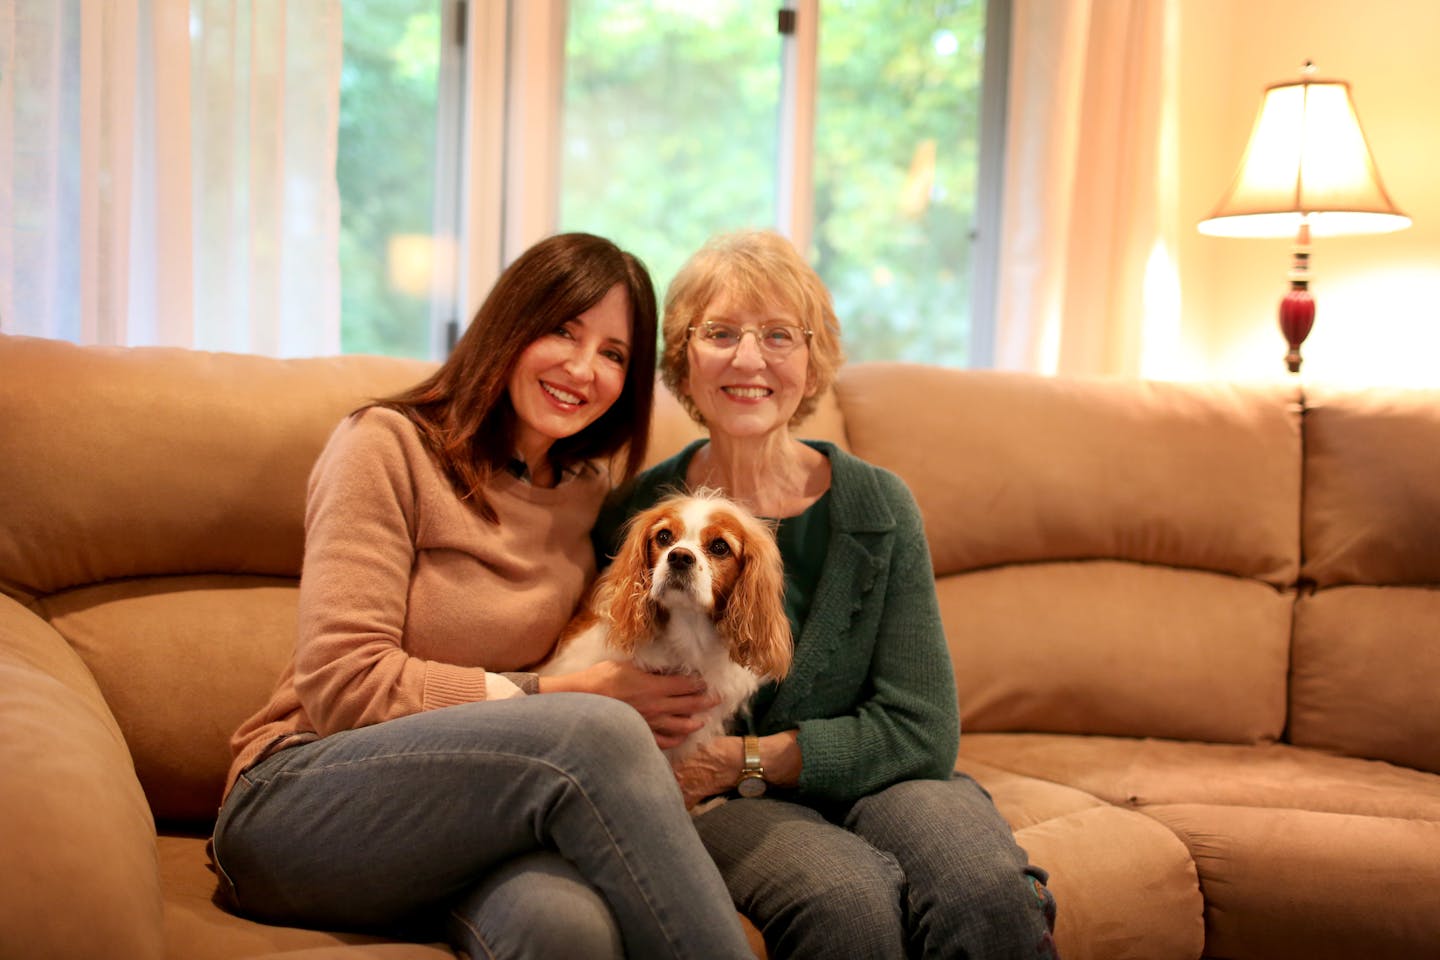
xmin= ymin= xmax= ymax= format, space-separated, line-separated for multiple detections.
xmin=447 ymin=907 xmax=500 ymax=960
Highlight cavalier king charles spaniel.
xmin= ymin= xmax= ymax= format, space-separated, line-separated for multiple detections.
xmin=537 ymin=490 xmax=792 ymax=761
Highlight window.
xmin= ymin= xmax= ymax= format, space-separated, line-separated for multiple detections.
xmin=552 ymin=0 xmax=1006 ymax=367
xmin=558 ymin=2 xmax=781 ymax=298
xmin=338 ymin=0 xmax=463 ymax=359
xmin=811 ymin=1 xmax=994 ymax=365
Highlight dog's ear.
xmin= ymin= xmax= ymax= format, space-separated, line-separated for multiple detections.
xmin=722 ymin=517 xmax=793 ymax=679
xmin=606 ymin=574 xmax=654 ymax=656
xmin=602 ymin=508 xmax=660 ymax=655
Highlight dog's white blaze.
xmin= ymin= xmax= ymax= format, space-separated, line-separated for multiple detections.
xmin=648 ymin=498 xmax=726 ymax=611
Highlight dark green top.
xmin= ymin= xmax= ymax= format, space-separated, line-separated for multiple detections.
xmin=773 ymin=489 xmax=830 ymax=655
xmin=593 ymin=439 xmax=959 ymax=807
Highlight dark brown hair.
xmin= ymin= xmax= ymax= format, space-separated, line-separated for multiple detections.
xmin=372 ymin=232 xmax=657 ymax=521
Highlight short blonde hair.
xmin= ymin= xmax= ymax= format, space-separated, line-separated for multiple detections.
xmin=661 ymin=230 xmax=844 ymax=427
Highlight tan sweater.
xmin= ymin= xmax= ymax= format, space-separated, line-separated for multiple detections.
xmin=224 ymin=407 xmax=608 ymax=799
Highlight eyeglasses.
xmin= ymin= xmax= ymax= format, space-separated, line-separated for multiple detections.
xmin=688 ymin=320 xmax=812 ymax=358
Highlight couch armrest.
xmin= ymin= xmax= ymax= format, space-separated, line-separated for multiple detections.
xmin=0 ymin=595 xmax=164 ymax=960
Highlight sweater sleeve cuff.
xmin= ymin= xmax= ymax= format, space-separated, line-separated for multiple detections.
xmin=421 ymin=662 xmax=491 ymax=709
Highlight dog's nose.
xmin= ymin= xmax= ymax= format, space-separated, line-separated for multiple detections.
xmin=668 ymin=547 xmax=695 ymax=568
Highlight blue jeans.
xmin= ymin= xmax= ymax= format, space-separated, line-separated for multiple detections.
xmin=694 ymin=774 xmax=1058 ymax=959
xmin=211 ymin=694 xmax=753 ymax=960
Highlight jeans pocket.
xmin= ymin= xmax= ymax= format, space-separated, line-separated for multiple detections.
xmin=210 ymin=764 xmax=264 ymax=912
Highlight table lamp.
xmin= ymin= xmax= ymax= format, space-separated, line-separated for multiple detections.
xmin=1198 ymin=62 xmax=1410 ymax=373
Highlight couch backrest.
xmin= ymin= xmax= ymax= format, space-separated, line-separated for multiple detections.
xmin=834 ymin=363 xmax=1303 ymax=746
xmin=5 ymin=335 xmax=1435 ymax=823
xmin=1 ymin=336 xmax=436 ymax=601
xmin=1 ymin=336 xmax=434 ymax=820
xmin=1291 ymin=386 xmax=1440 ymax=774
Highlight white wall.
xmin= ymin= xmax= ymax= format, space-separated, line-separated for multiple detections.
xmin=1176 ymin=0 xmax=1440 ymax=387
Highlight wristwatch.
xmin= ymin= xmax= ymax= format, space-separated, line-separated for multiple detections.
xmin=736 ymin=734 xmax=767 ymax=798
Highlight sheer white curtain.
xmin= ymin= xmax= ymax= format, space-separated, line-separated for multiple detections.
xmin=0 ymin=0 xmax=342 ymax=356
xmin=993 ymin=0 xmax=1181 ymax=377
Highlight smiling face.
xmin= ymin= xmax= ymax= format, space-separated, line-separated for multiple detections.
xmin=681 ymin=292 xmax=815 ymax=442
xmin=507 ymin=282 xmax=632 ymax=472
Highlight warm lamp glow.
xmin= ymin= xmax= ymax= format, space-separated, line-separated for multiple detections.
xmin=1198 ymin=74 xmax=1409 ymax=237
xmin=1198 ymin=64 xmax=1410 ymax=372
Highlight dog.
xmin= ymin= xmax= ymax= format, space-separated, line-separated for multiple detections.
xmin=537 ymin=489 xmax=792 ymax=763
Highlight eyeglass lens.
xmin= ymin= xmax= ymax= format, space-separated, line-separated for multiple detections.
xmin=696 ymin=321 xmax=806 ymax=354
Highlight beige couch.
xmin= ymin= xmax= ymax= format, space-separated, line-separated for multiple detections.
xmin=3 ymin=333 xmax=1438 ymax=960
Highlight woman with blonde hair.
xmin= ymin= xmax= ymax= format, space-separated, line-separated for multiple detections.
xmin=596 ymin=229 xmax=1059 ymax=958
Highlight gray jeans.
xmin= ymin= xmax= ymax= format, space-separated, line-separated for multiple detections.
xmin=211 ymin=694 xmax=753 ymax=960
xmin=694 ymin=775 xmax=1059 ymax=959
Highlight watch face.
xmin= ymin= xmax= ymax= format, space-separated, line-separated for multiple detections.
xmin=737 ymin=775 xmax=766 ymax=798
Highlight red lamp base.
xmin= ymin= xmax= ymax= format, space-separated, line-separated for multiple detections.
xmin=1278 ymin=221 xmax=1315 ymax=374
xmin=1280 ymin=284 xmax=1315 ymax=373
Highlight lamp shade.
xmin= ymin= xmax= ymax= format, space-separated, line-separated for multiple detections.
xmin=1198 ymin=75 xmax=1410 ymax=238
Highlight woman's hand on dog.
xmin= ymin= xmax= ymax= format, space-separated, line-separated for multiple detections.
xmin=538 ymin=661 xmax=718 ymax=749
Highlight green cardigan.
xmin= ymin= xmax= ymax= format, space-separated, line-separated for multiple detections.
xmin=593 ymin=439 xmax=959 ymax=807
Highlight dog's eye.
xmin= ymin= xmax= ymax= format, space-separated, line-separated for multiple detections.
xmin=706 ymin=538 xmax=731 ymax=557
xmin=654 ymin=528 xmax=674 ymax=547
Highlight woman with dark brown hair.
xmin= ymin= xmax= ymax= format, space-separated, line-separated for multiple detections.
xmin=210 ymin=233 xmax=754 ymax=960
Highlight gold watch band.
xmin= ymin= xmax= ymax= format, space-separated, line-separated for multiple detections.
xmin=742 ymin=734 xmax=763 ymax=773
xmin=737 ymin=734 xmax=766 ymax=797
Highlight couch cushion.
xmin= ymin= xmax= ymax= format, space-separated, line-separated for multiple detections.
xmin=0 ymin=335 xmax=433 ymax=603
xmin=835 ymin=363 xmax=1301 ymax=585
xmin=41 ymin=576 xmax=298 ymax=823
xmin=939 ymin=561 xmax=1291 ymax=742
xmin=963 ymin=734 xmax=1440 ymax=958
xmin=1145 ymin=804 xmax=1440 ymax=960
xmin=1290 ymin=586 xmax=1440 ymax=774
xmin=0 ymin=594 xmax=165 ymax=960
xmin=957 ymin=757 xmax=1204 ymax=960
xmin=1301 ymin=386 xmax=1440 ymax=588
xmin=958 ymin=733 xmax=1440 ymax=821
